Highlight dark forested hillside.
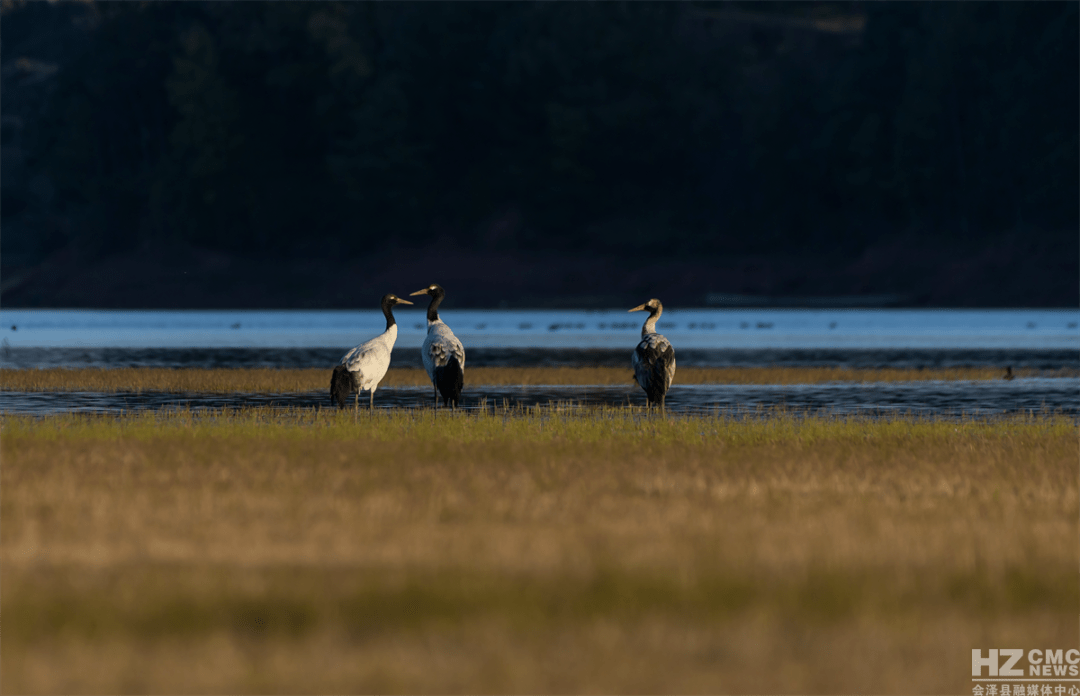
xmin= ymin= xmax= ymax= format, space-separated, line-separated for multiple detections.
xmin=2 ymin=1 xmax=1076 ymax=308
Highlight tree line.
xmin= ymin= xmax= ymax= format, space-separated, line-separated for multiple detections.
xmin=9 ymin=1 xmax=1078 ymax=263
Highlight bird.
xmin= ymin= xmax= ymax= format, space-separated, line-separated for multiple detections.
xmin=629 ymin=298 xmax=676 ymax=413
xmin=330 ymin=293 xmax=413 ymax=411
xmin=410 ymin=283 xmax=465 ymax=408
xmin=1004 ymin=366 xmax=1015 ymax=381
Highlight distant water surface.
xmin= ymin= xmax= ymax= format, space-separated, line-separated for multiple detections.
xmin=5 ymin=308 xmax=1076 ymax=416
xmin=2 ymin=308 xmax=1077 ymax=350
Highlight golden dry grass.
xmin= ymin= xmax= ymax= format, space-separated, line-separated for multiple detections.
xmin=2 ymin=408 xmax=1076 ymax=693
xmin=1 ymin=365 xmax=1060 ymax=392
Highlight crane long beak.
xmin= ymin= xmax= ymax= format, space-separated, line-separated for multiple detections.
xmin=409 ymin=289 xmax=429 ymax=297
xmin=628 ymin=303 xmax=648 ymax=313
xmin=395 ymin=298 xmax=414 ymax=305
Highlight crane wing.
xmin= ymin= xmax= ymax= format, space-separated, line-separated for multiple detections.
xmin=424 ymin=326 xmax=465 ymax=370
xmin=426 ymin=340 xmax=459 ymax=368
xmin=340 ymin=332 xmax=394 ymax=381
xmin=340 ymin=343 xmax=377 ymax=372
xmin=633 ymin=334 xmax=676 ymax=391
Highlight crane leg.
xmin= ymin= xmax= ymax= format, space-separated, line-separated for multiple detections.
xmin=370 ymin=389 xmax=375 ymax=410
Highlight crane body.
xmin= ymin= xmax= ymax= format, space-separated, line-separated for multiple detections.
xmin=629 ymin=298 xmax=676 ymax=412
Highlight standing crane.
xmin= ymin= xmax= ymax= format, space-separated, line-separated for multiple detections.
xmin=410 ymin=283 xmax=465 ymax=408
xmin=330 ymin=293 xmax=413 ymax=411
xmin=629 ymin=298 xmax=676 ymax=413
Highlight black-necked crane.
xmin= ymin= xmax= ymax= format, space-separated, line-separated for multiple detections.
xmin=629 ymin=298 xmax=676 ymax=413
xmin=410 ymin=283 xmax=465 ymax=408
xmin=330 ymin=293 xmax=413 ymax=411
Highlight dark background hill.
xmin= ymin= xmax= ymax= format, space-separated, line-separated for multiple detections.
xmin=2 ymin=1 xmax=1076 ymax=308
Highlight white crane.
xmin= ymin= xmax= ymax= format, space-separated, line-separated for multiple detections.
xmin=629 ymin=298 xmax=676 ymax=413
xmin=410 ymin=283 xmax=465 ymax=408
xmin=330 ymin=293 xmax=413 ymax=411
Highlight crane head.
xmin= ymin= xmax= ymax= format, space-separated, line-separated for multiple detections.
xmin=629 ymin=299 xmax=662 ymax=313
xmin=382 ymin=294 xmax=414 ymax=306
xmin=409 ymin=284 xmax=444 ymax=298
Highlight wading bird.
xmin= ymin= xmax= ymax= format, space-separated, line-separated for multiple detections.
xmin=330 ymin=293 xmax=413 ymax=411
xmin=629 ymin=298 xmax=676 ymax=413
xmin=410 ymin=283 xmax=465 ymax=408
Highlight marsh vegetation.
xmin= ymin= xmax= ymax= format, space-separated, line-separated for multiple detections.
xmin=3 ymin=407 xmax=1076 ymax=692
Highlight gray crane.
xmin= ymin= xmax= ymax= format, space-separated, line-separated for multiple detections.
xmin=629 ymin=298 xmax=676 ymax=413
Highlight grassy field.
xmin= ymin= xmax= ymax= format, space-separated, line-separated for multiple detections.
xmin=0 ymin=365 xmax=1058 ymax=392
xmin=2 ymin=407 xmax=1076 ymax=693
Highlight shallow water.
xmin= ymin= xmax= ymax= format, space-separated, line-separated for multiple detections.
xmin=4 ymin=308 xmax=1075 ymax=417
xmin=3 ymin=379 xmax=1076 ymax=417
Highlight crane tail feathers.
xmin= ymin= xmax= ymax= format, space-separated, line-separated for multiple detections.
xmin=642 ymin=345 xmax=675 ymax=404
xmin=434 ymin=355 xmax=464 ymax=407
xmin=330 ymin=364 xmax=358 ymax=409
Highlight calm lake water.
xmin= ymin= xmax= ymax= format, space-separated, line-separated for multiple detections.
xmin=2 ymin=309 xmax=1076 ymax=417
xmin=1 ymin=309 xmax=1077 ymax=362
xmin=1 ymin=308 xmax=1078 ymax=349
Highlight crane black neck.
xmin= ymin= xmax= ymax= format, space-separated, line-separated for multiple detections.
xmin=426 ymin=291 xmax=445 ymax=323
xmin=381 ymin=296 xmax=398 ymax=331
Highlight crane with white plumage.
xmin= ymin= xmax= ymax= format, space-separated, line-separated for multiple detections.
xmin=330 ymin=293 xmax=413 ymax=411
xmin=629 ymin=298 xmax=676 ymax=413
xmin=410 ymin=283 xmax=465 ymax=408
